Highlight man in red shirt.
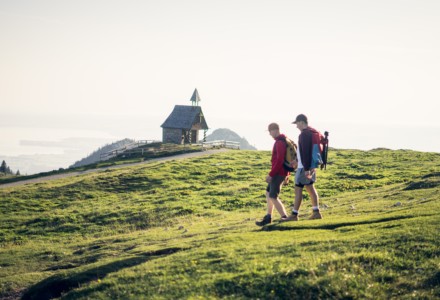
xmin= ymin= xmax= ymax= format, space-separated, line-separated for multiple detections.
xmin=256 ymin=123 xmax=289 ymax=226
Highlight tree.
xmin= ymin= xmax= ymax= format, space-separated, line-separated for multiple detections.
xmin=0 ymin=160 xmax=14 ymax=175
xmin=16 ymin=170 xmax=21 ymax=176
xmin=0 ymin=160 xmax=6 ymax=174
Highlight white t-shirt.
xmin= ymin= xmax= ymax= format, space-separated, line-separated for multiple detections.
xmin=297 ymin=143 xmax=304 ymax=169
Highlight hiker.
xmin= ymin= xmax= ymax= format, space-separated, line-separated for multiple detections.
xmin=256 ymin=123 xmax=291 ymax=226
xmin=283 ymin=114 xmax=323 ymax=221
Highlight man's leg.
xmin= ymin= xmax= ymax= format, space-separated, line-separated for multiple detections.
xmin=291 ymin=169 xmax=304 ymax=218
xmin=280 ymin=185 xmax=302 ymax=222
xmin=293 ymin=186 xmax=303 ymax=211
xmin=266 ymin=191 xmax=274 ymax=215
xmin=305 ymin=184 xmax=319 ymax=207
xmin=257 ymin=176 xmax=287 ymax=226
xmin=256 ymin=189 xmax=275 ymax=226
xmin=305 ymin=184 xmax=322 ymax=219
xmin=269 ymin=196 xmax=288 ymax=217
xmin=268 ymin=176 xmax=287 ymax=218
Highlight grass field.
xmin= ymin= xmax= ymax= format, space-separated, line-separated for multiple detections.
xmin=0 ymin=149 xmax=439 ymax=299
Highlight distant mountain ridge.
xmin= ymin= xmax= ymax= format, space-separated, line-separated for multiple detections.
xmin=205 ymin=128 xmax=257 ymax=150
xmin=70 ymin=138 xmax=135 ymax=168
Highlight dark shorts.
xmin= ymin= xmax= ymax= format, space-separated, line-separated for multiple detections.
xmin=266 ymin=175 xmax=286 ymax=199
xmin=295 ymin=168 xmax=316 ymax=188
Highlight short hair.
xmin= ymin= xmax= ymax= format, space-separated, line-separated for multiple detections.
xmin=268 ymin=123 xmax=280 ymax=131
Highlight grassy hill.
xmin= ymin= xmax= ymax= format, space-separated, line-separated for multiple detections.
xmin=0 ymin=149 xmax=439 ymax=299
xmin=0 ymin=143 xmax=202 ymax=186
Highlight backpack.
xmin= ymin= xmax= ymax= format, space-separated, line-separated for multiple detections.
xmin=281 ymin=137 xmax=298 ymax=172
xmin=320 ymin=131 xmax=329 ymax=170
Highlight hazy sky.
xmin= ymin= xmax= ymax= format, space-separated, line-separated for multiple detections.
xmin=1 ymin=0 xmax=439 ymax=168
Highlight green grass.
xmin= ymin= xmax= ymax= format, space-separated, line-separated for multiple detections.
xmin=0 ymin=143 xmax=202 ymax=185
xmin=0 ymin=149 xmax=439 ymax=299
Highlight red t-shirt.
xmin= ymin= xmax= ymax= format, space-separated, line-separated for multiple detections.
xmin=269 ymin=134 xmax=289 ymax=177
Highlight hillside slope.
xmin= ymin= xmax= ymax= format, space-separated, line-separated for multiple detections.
xmin=70 ymin=138 xmax=135 ymax=168
xmin=0 ymin=149 xmax=439 ymax=299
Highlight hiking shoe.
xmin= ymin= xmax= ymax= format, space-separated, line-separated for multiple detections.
xmin=256 ymin=215 xmax=272 ymax=226
xmin=281 ymin=214 xmax=299 ymax=222
xmin=308 ymin=210 xmax=323 ymax=220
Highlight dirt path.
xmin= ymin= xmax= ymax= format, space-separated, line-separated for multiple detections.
xmin=0 ymin=149 xmax=229 ymax=189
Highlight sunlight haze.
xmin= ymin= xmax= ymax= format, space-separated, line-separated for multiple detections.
xmin=1 ymin=0 xmax=439 ymax=173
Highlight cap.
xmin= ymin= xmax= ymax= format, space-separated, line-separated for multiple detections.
xmin=292 ymin=114 xmax=308 ymax=124
xmin=268 ymin=123 xmax=279 ymax=131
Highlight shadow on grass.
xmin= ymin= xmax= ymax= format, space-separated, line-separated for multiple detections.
xmin=423 ymin=270 xmax=440 ymax=288
xmin=21 ymin=247 xmax=183 ymax=300
xmin=262 ymin=215 xmax=414 ymax=232
xmin=214 ymin=268 xmax=326 ymax=299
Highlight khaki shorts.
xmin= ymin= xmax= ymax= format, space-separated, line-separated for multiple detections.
xmin=295 ymin=168 xmax=316 ymax=188
xmin=266 ymin=175 xmax=286 ymax=199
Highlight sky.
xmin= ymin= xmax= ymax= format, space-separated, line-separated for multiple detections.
xmin=0 ymin=0 xmax=439 ymax=173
